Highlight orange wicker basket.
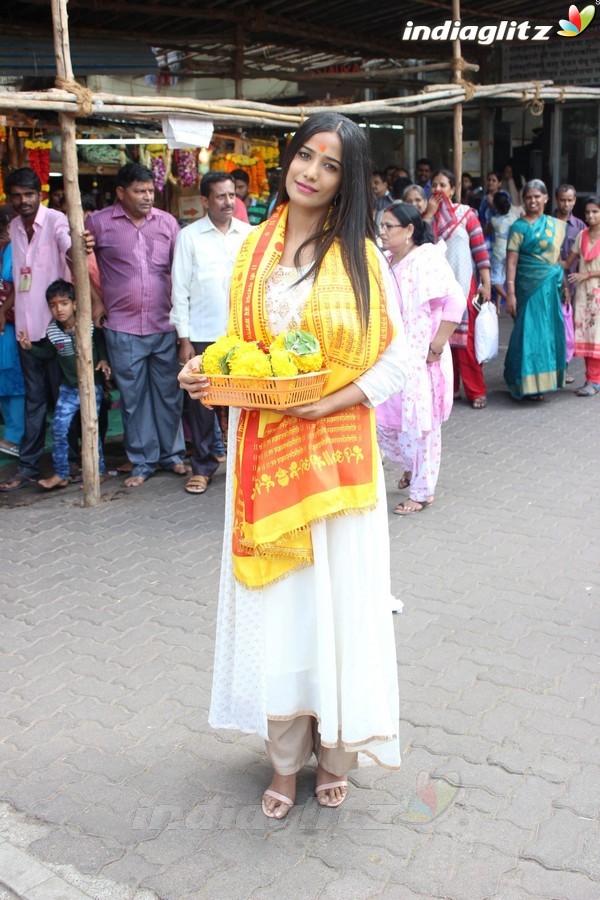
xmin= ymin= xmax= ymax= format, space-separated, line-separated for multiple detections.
xmin=195 ymin=370 xmax=330 ymax=409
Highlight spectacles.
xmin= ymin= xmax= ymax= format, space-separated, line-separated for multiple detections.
xmin=379 ymin=222 xmax=403 ymax=231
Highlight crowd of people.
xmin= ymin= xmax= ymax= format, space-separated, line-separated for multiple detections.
xmin=1 ymin=135 xmax=598 ymax=500
xmin=1 ymin=111 xmax=599 ymax=821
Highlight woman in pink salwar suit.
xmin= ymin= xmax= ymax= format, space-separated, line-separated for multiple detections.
xmin=376 ymin=203 xmax=466 ymax=514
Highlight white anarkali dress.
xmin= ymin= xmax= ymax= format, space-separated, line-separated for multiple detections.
xmin=209 ymin=257 xmax=408 ymax=768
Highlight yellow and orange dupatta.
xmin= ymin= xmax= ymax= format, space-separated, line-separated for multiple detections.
xmin=228 ymin=202 xmax=394 ymax=588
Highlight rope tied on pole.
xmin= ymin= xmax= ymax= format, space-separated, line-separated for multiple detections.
xmin=452 ymin=57 xmax=475 ymax=102
xmin=522 ymin=80 xmax=544 ymax=117
xmin=55 ymin=77 xmax=94 ymax=117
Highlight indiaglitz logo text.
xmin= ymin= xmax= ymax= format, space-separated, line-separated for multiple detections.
xmin=401 ymin=20 xmax=553 ymax=45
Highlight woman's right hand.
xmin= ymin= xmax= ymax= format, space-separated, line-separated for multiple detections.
xmin=505 ymin=296 xmax=517 ymax=317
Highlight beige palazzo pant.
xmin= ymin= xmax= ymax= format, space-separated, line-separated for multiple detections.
xmin=266 ymin=715 xmax=359 ymax=777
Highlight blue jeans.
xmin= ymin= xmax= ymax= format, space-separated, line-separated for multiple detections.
xmin=52 ymin=383 xmax=105 ymax=478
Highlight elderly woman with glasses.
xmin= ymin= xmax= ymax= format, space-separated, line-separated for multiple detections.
xmin=376 ymin=202 xmax=466 ymax=514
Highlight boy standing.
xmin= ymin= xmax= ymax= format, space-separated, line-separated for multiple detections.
xmin=18 ymin=279 xmax=110 ymax=490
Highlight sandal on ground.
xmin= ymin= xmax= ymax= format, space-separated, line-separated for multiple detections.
xmin=575 ymin=382 xmax=600 ymax=397
xmin=185 ymin=474 xmax=211 ymax=494
xmin=394 ymin=499 xmax=434 ymax=516
xmin=315 ymin=781 xmax=348 ymax=808
xmin=0 ymin=439 xmax=20 ymax=458
xmin=0 ymin=474 xmax=37 ymax=493
xmin=262 ymin=789 xmax=294 ymax=820
xmin=565 ymin=373 xmax=575 ymax=384
xmin=397 ymin=472 xmax=411 ymax=490
xmin=471 ymin=396 xmax=487 ymax=409
xmin=525 ymin=393 xmax=545 ymax=402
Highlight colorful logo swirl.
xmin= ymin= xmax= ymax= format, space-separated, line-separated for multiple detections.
xmin=557 ymin=4 xmax=596 ymax=36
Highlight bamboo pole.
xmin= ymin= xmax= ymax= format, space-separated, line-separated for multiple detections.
xmin=51 ymin=0 xmax=100 ymax=507
xmin=452 ymin=0 xmax=463 ymax=195
xmin=1 ymin=83 xmax=598 ymax=128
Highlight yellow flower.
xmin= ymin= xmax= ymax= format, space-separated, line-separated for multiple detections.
xmin=228 ymin=342 xmax=273 ymax=377
xmin=294 ymin=350 xmax=323 ymax=372
xmin=270 ymin=348 xmax=298 ymax=377
xmin=201 ymin=335 xmax=242 ymax=374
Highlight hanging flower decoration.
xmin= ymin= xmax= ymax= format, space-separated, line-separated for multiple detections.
xmin=25 ymin=139 xmax=52 ymax=201
xmin=174 ymin=149 xmax=199 ymax=188
xmin=145 ymin=144 xmax=172 ymax=193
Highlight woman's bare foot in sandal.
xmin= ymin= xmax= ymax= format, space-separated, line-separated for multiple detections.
xmin=394 ymin=496 xmax=434 ymax=515
xmin=397 ymin=471 xmax=412 ymax=490
xmin=262 ymin=772 xmax=296 ymax=819
xmin=315 ymin=766 xmax=348 ymax=808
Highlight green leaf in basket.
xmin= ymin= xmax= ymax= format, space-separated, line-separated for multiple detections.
xmin=283 ymin=329 xmax=320 ymax=356
xmin=220 ymin=347 xmax=238 ymax=374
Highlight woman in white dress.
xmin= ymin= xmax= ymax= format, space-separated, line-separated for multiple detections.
xmin=179 ymin=112 xmax=408 ymax=819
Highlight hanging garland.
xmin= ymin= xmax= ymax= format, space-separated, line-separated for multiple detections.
xmin=174 ymin=148 xmax=199 ymax=188
xmin=143 ymin=144 xmax=172 ymax=193
xmin=25 ymin=139 xmax=52 ymax=201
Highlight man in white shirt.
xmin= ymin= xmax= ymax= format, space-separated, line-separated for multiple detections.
xmin=171 ymin=171 xmax=252 ymax=494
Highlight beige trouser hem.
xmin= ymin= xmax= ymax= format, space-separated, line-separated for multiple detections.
xmin=266 ymin=715 xmax=359 ymax=777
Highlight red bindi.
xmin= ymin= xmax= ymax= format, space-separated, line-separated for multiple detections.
xmin=319 ymin=143 xmax=327 ymax=152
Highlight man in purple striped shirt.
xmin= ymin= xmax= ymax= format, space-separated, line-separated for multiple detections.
xmin=87 ymin=163 xmax=188 ymax=487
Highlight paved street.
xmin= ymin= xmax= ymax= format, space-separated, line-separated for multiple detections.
xmin=0 ymin=316 xmax=598 ymax=900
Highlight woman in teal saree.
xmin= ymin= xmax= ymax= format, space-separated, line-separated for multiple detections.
xmin=504 ymin=180 xmax=566 ymax=400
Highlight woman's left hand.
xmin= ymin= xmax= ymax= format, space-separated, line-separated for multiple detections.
xmin=479 ymin=283 xmax=492 ymax=302
xmin=426 ymin=348 xmax=443 ymax=365
xmin=284 ymin=399 xmax=329 ymax=420
xmin=568 ymin=272 xmax=588 ymax=285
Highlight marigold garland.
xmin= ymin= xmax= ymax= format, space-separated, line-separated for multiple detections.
xmin=200 ymin=330 xmax=323 ymax=378
xmin=25 ymin=139 xmax=52 ymax=197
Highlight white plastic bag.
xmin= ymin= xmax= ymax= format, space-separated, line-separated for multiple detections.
xmin=474 ymin=301 xmax=499 ymax=364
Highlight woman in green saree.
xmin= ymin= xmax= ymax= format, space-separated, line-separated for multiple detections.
xmin=504 ymin=180 xmax=566 ymax=400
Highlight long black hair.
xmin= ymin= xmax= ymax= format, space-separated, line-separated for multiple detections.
xmin=385 ymin=201 xmax=434 ymax=245
xmin=277 ymin=112 xmax=375 ymax=328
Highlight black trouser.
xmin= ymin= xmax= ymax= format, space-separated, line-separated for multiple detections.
xmin=17 ymin=347 xmax=60 ymax=478
xmin=185 ymin=340 xmax=220 ymax=479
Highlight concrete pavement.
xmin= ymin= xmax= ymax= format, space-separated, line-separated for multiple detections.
xmin=0 ymin=316 xmax=598 ymax=899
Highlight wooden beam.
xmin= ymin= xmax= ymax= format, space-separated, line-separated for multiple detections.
xmin=452 ymin=0 xmax=463 ymax=194
xmin=51 ymin=0 xmax=100 ymax=507
xmin=24 ymin=0 xmax=433 ymax=58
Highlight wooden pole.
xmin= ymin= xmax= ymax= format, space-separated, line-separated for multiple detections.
xmin=51 ymin=0 xmax=100 ymax=506
xmin=452 ymin=0 xmax=463 ymax=196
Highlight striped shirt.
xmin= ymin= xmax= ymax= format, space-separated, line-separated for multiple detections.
xmin=86 ymin=203 xmax=179 ymax=336
xmin=29 ymin=320 xmax=107 ymax=388
xmin=463 ymin=208 xmax=491 ymax=272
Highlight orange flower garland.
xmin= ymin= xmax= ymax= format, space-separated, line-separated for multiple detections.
xmin=25 ymin=139 xmax=52 ymax=201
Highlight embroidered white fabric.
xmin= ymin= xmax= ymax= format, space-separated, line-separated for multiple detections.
xmin=208 ymin=255 xmax=408 ymax=767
